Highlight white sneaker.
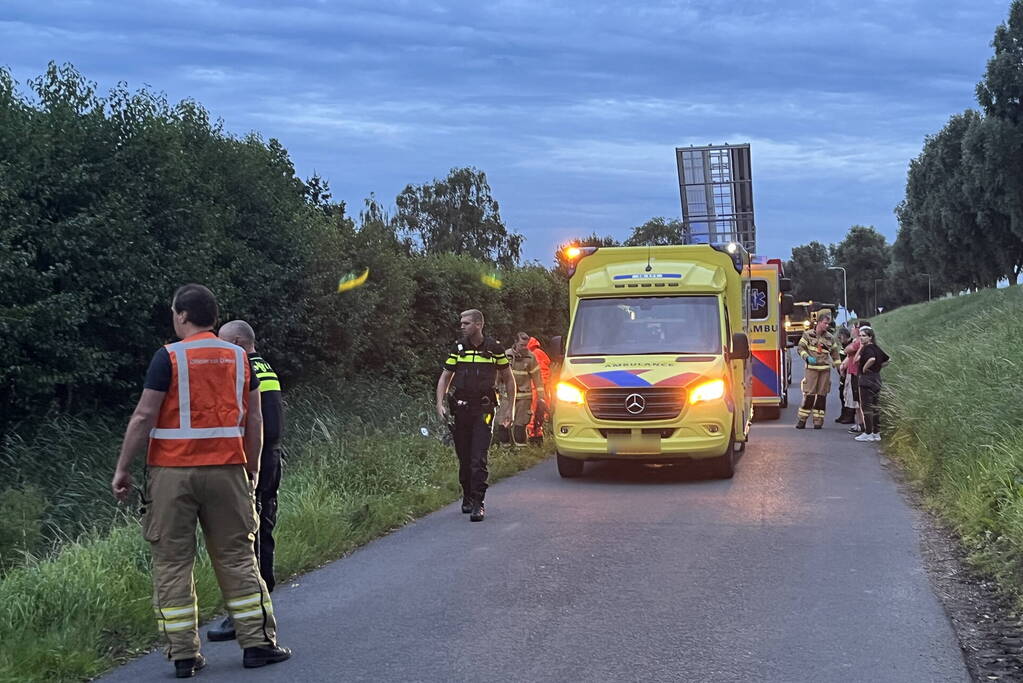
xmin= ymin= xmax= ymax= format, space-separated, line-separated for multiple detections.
xmin=872 ymin=433 xmax=881 ymax=441
xmin=854 ymin=433 xmax=873 ymax=442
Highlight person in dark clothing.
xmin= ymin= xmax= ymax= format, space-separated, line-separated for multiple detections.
xmin=208 ymin=320 xmax=286 ymax=641
xmin=853 ymin=326 xmax=890 ymax=443
xmin=436 ymin=309 xmax=515 ymax=522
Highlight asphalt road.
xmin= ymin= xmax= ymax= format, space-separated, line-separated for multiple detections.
xmin=103 ymin=359 xmax=969 ymax=682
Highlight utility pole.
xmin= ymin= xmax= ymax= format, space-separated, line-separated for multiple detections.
xmin=922 ymin=272 xmax=931 ymax=301
xmin=874 ymin=278 xmax=883 ymax=315
xmin=828 ymin=266 xmax=848 ymax=323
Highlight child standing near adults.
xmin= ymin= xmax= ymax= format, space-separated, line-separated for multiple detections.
xmin=854 ymin=326 xmax=890 ymax=442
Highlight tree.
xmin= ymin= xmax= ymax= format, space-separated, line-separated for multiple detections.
xmin=784 ymin=242 xmax=834 ymax=304
xmin=976 ymin=0 xmax=1023 ymax=125
xmin=831 ymin=226 xmax=891 ymax=316
xmin=623 ymin=217 xmax=684 ymax=246
xmin=394 ymin=167 xmax=523 ymax=267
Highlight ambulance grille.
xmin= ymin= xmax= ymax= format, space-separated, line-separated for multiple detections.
xmin=587 ymin=387 xmax=685 ymax=421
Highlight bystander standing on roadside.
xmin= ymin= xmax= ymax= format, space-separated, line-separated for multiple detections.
xmin=854 ymin=326 xmax=890 ymax=443
xmin=835 ymin=325 xmax=853 ymax=424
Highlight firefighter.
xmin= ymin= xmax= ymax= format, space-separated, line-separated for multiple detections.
xmin=526 ymin=336 xmax=551 ymax=445
xmin=208 ymin=320 xmax=285 ymax=642
xmin=436 ymin=309 xmax=515 ymax=522
xmin=111 ymin=284 xmax=290 ymax=677
xmin=795 ymin=311 xmax=841 ymax=430
xmin=495 ymin=332 xmax=545 ymax=446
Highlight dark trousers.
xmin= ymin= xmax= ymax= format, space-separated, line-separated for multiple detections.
xmin=255 ymin=446 xmax=282 ymax=592
xmin=859 ymin=379 xmax=881 ymax=435
xmin=454 ymin=408 xmax=494 ymax=503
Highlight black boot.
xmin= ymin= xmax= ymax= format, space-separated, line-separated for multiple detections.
xmin=460 ymin=497 xmax=472 ymax=514
xmin=470 ymin=500 xmax=486 ymax=522
xmin=835 ymin=407 xmax=854 ymax=424
xmin=175 ymin=654 xmax=207 ymax=678
xmin=207 ymin=616 xmax=236 ymax=641
xmin=795 ymin=418 xmax=807 ymax=429
xmin=243 ymin=644 xmax=292 ymax=668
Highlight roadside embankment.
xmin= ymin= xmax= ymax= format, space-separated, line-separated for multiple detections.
xmin=874 ymin=286 xmax=1023 ymax=601
xmin=0 ymin=385 xmax=549 ymax=682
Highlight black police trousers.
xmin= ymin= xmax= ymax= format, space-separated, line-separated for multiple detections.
xmin=453 ymin=407 xmax=494 ymax=503
xmin=255 ymin=446 xmax=282 ymax=592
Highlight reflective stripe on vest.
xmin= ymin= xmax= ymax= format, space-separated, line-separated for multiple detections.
xmin=150 ymin=339 xmax=246 ymax=441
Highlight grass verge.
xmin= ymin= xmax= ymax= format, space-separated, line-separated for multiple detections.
xmin=0 ymin=386 xmax=549 ymax=682
xmin=874 ymin=286 xmax=1023 ymax=602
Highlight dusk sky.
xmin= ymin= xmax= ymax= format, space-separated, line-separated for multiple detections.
xmin=2 ymin=0 xmax=1012 ymax=264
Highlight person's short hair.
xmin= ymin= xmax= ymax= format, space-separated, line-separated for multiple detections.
xmin=220 ymin=319 xmax=255 ymax=346
xmin=858 ymin=319 xmax=871 ymax=327
xmin=461 ymin=309 xmax=484 ymax=325
xmin=172 ymin=284 xmax=218 ymax=328
xmin=516 ymin=331 xmax=529 ymax=343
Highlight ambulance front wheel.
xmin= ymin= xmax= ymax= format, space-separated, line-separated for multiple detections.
xmin=557 ymin=453 xmax=584 ymax=478
xmin=707 ymin=438 xmax=736 ymax=479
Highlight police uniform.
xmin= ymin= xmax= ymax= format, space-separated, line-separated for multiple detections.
xmin=142 ymin=331 xmax=277 ymax=659
xmin=443 ymin=336 xmax=509 ymax=505
xmin=495 ymin=346 xmax=545 ymax=445
xmin=796 ymin=327 xmax=841 ymax=429
xmin=249 ymin=354 xmax=283 ymax=592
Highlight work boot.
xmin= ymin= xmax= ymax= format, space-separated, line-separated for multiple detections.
xmin=461 ymin=497 xmax=472 ymax=514
xmin=470 ymin=501 xmax=486 ymax=522
xmin=243 ymin=644 xmax=292 ymax=668
xmin=835 ymin=408 xmax=854 ymax=424
xmin=795 ymin=419 xmax=807 ymax=429
xmin=175 ymin=654 xmax=207 ymax=678
xmin=207 ymin=616 xmax=236 ymax=641
xmin=813 ymin=421 xmax=823 ymax=430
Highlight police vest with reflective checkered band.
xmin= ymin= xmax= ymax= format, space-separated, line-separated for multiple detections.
xmin=445 ymin=336 xmax=509 ymax=402
xmin=147 ymin=332 xmax=250 ymax=467
xmin=250 ymin=355 xmax=280 ymax=394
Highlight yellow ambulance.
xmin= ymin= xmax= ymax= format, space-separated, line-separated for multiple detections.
xmin=552 ymin=243 xmax=753 ymax=479
xmin=749 ymin=258 xmax=794 ymax=420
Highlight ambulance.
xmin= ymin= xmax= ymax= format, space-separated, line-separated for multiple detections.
xmin=552 ymin=243 xmax=752 ymax=479
xmin=749 ymin=258 xmax=794 ymax=420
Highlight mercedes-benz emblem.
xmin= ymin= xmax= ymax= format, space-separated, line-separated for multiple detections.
xmin=624 ymin=393 xmax=646 ymax=414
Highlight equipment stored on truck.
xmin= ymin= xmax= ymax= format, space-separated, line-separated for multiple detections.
xmin=551 ymin=243 xmax=752 ymax=479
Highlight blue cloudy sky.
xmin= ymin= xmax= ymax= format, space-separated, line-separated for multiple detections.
xmin=1 ymin=0 xmax=1012 ymax=264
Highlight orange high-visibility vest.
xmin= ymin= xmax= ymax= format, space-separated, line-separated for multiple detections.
xmin=147 ymin=331 xmax=250 ymax=467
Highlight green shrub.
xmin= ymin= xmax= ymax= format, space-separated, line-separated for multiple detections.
xmin=0 ymin=486 xmax=48 ymax=570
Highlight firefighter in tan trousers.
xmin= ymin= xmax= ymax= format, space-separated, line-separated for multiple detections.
xmin=112 ymin=284 xmax=291 ymax=678
xmin=795 ymin=311 xmax=841 ymax=430
xmin=495 ymin=332 xmax=545 ymax=446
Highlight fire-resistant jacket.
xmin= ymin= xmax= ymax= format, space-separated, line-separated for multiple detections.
xmin=797 ymin=328 xmax=842 ymax=371
xmin=526 ymin=337 xmax=552 ymax=402
xmin=147 ymin=331 xmax=251 ymax=467
xmin=504 ymin=346 xmax=545 ymax=400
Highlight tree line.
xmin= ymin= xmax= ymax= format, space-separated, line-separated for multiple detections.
xmin=785 ymin=1 xmax=1023 ymax=312
xmin=0 ymin=63 xmax=566 ymax=435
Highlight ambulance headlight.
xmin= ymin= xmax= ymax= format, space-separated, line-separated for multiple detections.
xmin=556 ymin=382 xmax=586 ymax=405
xmin=689 ymin=379 xmax=725 ymax=404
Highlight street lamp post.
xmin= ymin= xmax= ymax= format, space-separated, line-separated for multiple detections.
xmin=921 ymin=272 xmax=931 ymax=301
xmin=874 ymin=278 xmax=883 ymax=315
xmin=828 ymin=266 xmax=848 ymax=323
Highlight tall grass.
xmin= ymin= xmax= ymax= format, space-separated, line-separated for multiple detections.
xmin=0 ymin=383 xmax=549 ymax=681
xmin=875 ymin=286 xmax=1023 ymax=595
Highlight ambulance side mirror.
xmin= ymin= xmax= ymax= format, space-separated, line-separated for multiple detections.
xmin=781 ymin=294 xmax=794 ymax=316
xmin=729 ymin=332 xmax=751 ymax=361
xmin=550 ymin=335 xmax=565 ymax=363
xmin=779 ymin=278 xmax=792 ymax=293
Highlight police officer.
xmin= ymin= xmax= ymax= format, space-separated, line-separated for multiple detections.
xmin=208 ymin=320 xmax=285 ymax=642
xmin=796 ymin=311 xmax=841 ymax=430
xmin=112 ymin=284 xmax=290 ymax=677
xmin=436 ymin=309 xmax=515 ymax=522
xmin=495 ymin=332 xmax=545 ymax=447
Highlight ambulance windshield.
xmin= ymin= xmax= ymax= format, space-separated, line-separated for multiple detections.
xmin=567 ymin=296 xmax=722 ymax=356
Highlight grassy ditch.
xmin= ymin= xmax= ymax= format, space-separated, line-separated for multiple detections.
xmin=0 ymin=385 xmax=549 ymax=682
xmin=873 ymin=286 xmax=1023 ymax=600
